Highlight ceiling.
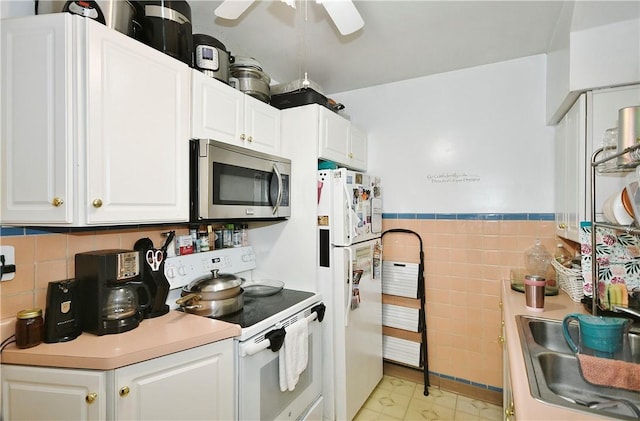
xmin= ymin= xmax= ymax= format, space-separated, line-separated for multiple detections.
xmin=190 ymin=1 xmax=639 ymax=95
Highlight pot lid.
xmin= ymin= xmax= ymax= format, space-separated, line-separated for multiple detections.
xmin=231 ymin=56 xmax=263 ymax=71
xmin=185 ymin=269 xmax=244 ymax=293
xmin=193 ymin=33 xmax=227 ymax=52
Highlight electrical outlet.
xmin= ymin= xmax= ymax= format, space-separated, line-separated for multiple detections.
xmin=0 ymin=245 xmax=16 ymax=281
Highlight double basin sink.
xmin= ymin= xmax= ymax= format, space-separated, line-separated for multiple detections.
xmin=516 ymin=316 xmax=640 ymax=420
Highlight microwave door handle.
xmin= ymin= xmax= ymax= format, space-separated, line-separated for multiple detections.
xmin=272 ymin=163 xmax=284 ymax=215
xmin=344 ymin=247 xmax=353 ymax=327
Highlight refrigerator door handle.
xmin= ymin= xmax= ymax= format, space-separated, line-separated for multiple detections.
xmin=344 ymin=247 xmax=354 ymax=327
xmin=341 ymin=181 xmax=353 ymax=243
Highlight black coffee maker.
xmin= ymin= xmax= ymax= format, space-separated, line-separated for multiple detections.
xmin=75 ymin=250 xmax=150 ymax=336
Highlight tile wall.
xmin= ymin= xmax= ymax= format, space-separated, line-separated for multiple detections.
xmin=380 ymin=213 xmax=565 ymax=392
xmin=0 ymin=225 xmax=190 ymax=343
xmin=1 ymin=214 xmax=566 ymax=393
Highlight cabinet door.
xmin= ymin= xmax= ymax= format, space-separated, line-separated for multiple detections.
xmin=114 ymin=341 xmax=234 ymax=421
xmin=83 ymin=19 xmax=190 ymax=224
xmin=349 ymin=124 xmax=368 ymax=171
xmin=191 ymin=70 xmax=244 ymax=144
xmin=555 ymin=94 xmax=586 ymax=243
xmin=243 ymin=94 xmax=281 ymax=154
xmin=318 ymin=107 xmax=351 ymax=165
xmin=2 ymin=364 xmax=107 ymax=421
xmin=0 ymin=14 xmax=74 ymax=224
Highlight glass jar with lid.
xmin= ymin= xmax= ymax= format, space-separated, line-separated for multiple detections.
xmin=15 ymin=308 xmax=44 ymax=349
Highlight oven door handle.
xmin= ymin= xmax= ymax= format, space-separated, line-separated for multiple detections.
xmin=240 ymin=310 xmax=322 ymax=357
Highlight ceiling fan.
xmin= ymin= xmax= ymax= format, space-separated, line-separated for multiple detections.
xmin=214 ymin=0 xmax=365 ymax=36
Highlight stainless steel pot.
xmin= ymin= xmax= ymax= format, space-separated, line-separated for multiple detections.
xmin=176 ymin=269 xmax=245 ymax=317
xmin=176 ymin=288 xmax=244 ymax=317
xmin=36 ymin=1 xmax=136 ymax=36
xmin=230 ymin=57 xmax=271 ymax=103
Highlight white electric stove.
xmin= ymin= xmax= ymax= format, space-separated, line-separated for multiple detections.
xmin=164 ymin=247 xmax=324 ymax=421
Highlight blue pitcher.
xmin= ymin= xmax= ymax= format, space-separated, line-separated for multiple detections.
xmin=562 ymin=313 xmax=631 ymax=359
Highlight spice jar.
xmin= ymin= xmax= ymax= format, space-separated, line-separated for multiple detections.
xmin=15 ymin=308 xmax=44 ymax=349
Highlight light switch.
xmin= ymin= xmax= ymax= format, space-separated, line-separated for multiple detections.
xmin=0 ymin=245 xmax=16 ymax=281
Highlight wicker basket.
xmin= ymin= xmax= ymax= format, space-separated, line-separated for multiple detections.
xmin=551 ymin=259 xmax=584 ymax=302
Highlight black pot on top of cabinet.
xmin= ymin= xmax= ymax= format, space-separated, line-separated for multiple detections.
xmin=132 ymin=0 xmax=193 ymax=66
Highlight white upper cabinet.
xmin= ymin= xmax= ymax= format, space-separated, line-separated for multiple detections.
xmin=191 ymin=70 xmax=281 ymax=155
xmin=1 ymin=14 xmax=190 ymax=226
xmin=318 ymin=106 xmax=368 ymax=171
xmin=554 ymin=84 xmax=640 ymax=242
xmin=555 ymin=94 xmax=586 ymax=242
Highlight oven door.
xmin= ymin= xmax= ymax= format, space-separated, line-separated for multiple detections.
xmin=237 ymin=312 xmax=322 ymax=421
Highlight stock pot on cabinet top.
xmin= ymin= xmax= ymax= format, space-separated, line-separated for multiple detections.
xmin=36 ymin=0 xmax=136 ymax=36
xmin=229 ymin=56 xmax=271 ymax=103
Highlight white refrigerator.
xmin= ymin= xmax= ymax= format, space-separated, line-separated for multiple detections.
xmin=317 ymin=168 xmax=383 ymax=421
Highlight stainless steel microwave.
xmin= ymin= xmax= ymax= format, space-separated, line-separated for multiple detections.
xmin=190 ymin=139 xmax=291 ymax=220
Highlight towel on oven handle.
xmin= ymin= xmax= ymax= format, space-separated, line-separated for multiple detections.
xmin=279 ymin=317 xmax=309 ymax=392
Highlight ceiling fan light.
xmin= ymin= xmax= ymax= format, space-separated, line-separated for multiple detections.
xmin=317 ymin=0 xmax=364 ymax=35
xmin=214 ymin=0 xmax=255 ymax=20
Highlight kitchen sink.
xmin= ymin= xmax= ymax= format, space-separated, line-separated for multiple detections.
xmin=516 ymin=315 xmax=640 ymax=420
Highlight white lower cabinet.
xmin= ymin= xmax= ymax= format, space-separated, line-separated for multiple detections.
xmin=1 ymin=365 xmax=107 ymax=420
xmin=112 ymin=341 xmax=234 ymax=420
xmin=1 ymin=14 xmax=190 ymax=226
xmin=1 ymin=341 xmax=234 ymax=420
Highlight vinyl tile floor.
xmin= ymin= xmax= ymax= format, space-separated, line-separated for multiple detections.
xmin=354 ymin=375 xmax=503 ymax=421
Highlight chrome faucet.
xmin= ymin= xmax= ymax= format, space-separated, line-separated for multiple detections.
xmin=612 ymin=305 xmax=640 ymax=320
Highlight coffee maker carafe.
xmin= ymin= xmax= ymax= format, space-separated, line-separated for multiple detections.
xmin=75 ymin=250 xmax=150 ymax=335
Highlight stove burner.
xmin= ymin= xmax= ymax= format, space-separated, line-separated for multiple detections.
xmin=213 ymin=289 xmax=315 ymax=328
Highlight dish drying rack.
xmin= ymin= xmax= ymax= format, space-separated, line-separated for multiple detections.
xmin=589 ymin=143 xmax=640 ymax=317
xmin=380 ymin=228 xmax=429 ymax=396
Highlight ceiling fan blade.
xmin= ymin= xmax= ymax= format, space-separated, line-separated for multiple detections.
xmin=214 ymin=0 xmax=255 ymax=20
xmin=318 ymin=0 xmax=364 ymax=36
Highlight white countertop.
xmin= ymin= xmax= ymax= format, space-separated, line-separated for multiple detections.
xmin=501 ymin=280 xmax=614 ymax=421
xmin=0 ymin=311 xmax=241 ymax=370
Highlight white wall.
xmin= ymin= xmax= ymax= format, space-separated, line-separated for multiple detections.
xmin=332 ymin=54 xmax=555 ymax=214
xmin=0 ymin=1 xmax=33 ymax=19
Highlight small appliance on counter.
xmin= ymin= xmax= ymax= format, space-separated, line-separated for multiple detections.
xmin=75 ymin=250 xmax=151 ymax=335
xmin=132 ymin=0 xmax=193 ymax=66
xmin=43 ymin=279 xmax=82 ymax=343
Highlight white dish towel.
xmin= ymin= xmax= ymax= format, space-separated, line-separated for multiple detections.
xmin=279 ymin=317 xmax=309 ymax=392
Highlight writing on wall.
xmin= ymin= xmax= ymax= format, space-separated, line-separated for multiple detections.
xmin=426 ymin=172 xmax=481 ymax=184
